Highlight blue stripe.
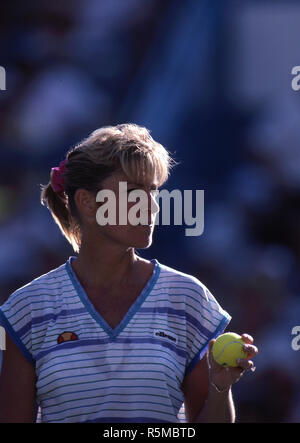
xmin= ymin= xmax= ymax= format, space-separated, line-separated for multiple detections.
xmin=151 ymin=286 xmax=221 ymax=316
xmin=38 ymin=360 xmax=181 ymax=387
xmin=44 ymin=406 xmax=175 ymax=422
xmin=35 ymin=336 xmax=186 ymax=361
xmin=20 ymin=304 xmax=218 ymax=354
xmin=138 ymin=295 xmax=221 ymax=322
xmin=12 ymin=276 xmax=70 ymax=296
xmin=38 ymin=270 xmax=66 ymax=281
xmin=137 ymin=306 xmax=213 ymax=338
xmin=73 ymin=416 xmax=174 ymax=423
xmin=16 ymin=307 xmax=87 ymax=337
xmin=28 ymin=303 xmax=216 ymax=339
xmin=43 ymin=398 xmax=174 ymax=417
xmin=0 ymin=309 xmax=35 ymax=365
xmin=43 ymin=386 xmax=183 ymax=406
xmin=30 ymin=304 xmax=216 ymax=354
xmin=38 ymin=352 xmax=184 ymax=378
xmin=27 ymin=294 xmax=79 ymax=304
xmin=44 ymin=386 xmax=171 ymax=404
xmin=41 ymin=380 xmax=172 ymax=398
xmin=5 ymin=290 xmax=78 ymax=320
xmin=39 ymin=369 xmax=178 ymax=391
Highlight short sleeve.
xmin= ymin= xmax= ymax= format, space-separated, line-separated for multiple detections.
xmin=0 ymin=289 xmax=34 ymax=366
xmin=184 ymin=280 xmax=231 ymax=377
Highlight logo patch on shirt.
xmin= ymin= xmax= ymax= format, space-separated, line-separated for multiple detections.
xmin=154 ymin=329 xmax=178 ymax=345
xmin=57 ymin=331 xmax=78 ymax=344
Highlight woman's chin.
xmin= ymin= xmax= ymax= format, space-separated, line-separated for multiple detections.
xmin=102 ymin=224 xmax=155 ymax=249
xmin=131 ymin=230 xmax=154 ymax=249
xmin=132 ymin=238 xmax=153 ymax=249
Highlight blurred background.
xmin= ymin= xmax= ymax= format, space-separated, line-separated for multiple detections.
xmin=0 ymin=0 xmax=300 ymax=423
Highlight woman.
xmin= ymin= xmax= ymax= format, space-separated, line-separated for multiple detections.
xmin=0 ymin=123 xmax=258 ymax=423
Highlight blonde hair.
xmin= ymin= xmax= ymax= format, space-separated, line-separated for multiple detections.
xmin=40 ymin=123 xmax=177 ymax=252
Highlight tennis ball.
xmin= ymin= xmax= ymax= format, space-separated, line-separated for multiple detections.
xmin=212 ymin=332 xmax=247 ymax=367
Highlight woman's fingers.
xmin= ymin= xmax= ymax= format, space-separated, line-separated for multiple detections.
xmin=239 ymin=334 xmax=258 ymax=372
xmin=237 ymin=358 xmax=256 ymax=372
xmin=241 ymin=333 xmax=254 ymax=344
xmin=242 ymin=343 xmax=259 ymax=359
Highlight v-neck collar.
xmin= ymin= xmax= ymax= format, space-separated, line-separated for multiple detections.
xmin=65 ymin=255 xmax=161 ymax=340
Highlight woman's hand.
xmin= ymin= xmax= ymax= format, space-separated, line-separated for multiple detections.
xmin=208 ymin=333 xmax=258 ymax=392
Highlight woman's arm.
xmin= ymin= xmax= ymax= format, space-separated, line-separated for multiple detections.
xmin=181 ymin=352 xmax=235 ymax=423
xmin=0 ymin=332 xmax=36 ymax=423
xmin=193 ymin=382 xmax=235 ymax=423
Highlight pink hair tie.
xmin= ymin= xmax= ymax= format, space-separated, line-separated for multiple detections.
xmin=50 ymin=159 xmax=68 ymax=193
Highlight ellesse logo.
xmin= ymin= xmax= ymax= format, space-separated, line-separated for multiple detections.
xmin=57 ymin=331 xmax=78 ymax=344
xmin=154 ymin=329 xmax=178 ymax=344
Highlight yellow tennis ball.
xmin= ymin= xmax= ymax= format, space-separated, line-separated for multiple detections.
xmin=212 ymin=332 xmax=247 ymax=367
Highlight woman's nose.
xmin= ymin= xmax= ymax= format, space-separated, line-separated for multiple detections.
xmin=149 ymin=191 xmax=160 ymax=214
xmin=139 ymin=190 xmax=159 ymax=217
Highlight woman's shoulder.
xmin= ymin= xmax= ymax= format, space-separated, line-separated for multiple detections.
xmin=157 ymin=260 xmax=206 ymax=289
xmin=157 ymin=260 xmax=232 ymax=331
xmin=154 ymin=260 xmax=218 ymax=308
xmin=0 ymin=260 xmax=68 ymax=311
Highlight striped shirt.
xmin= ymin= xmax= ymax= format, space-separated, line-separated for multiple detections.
xmin=0 ymin=256 xmax=231 ymax=423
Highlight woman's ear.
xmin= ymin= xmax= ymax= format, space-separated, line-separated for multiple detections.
xmin=74 ymin=189 xmax=97 ymax=222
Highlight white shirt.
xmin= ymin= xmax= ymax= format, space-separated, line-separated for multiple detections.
xmin=0 ymin=256 xmax=231 ymax=423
